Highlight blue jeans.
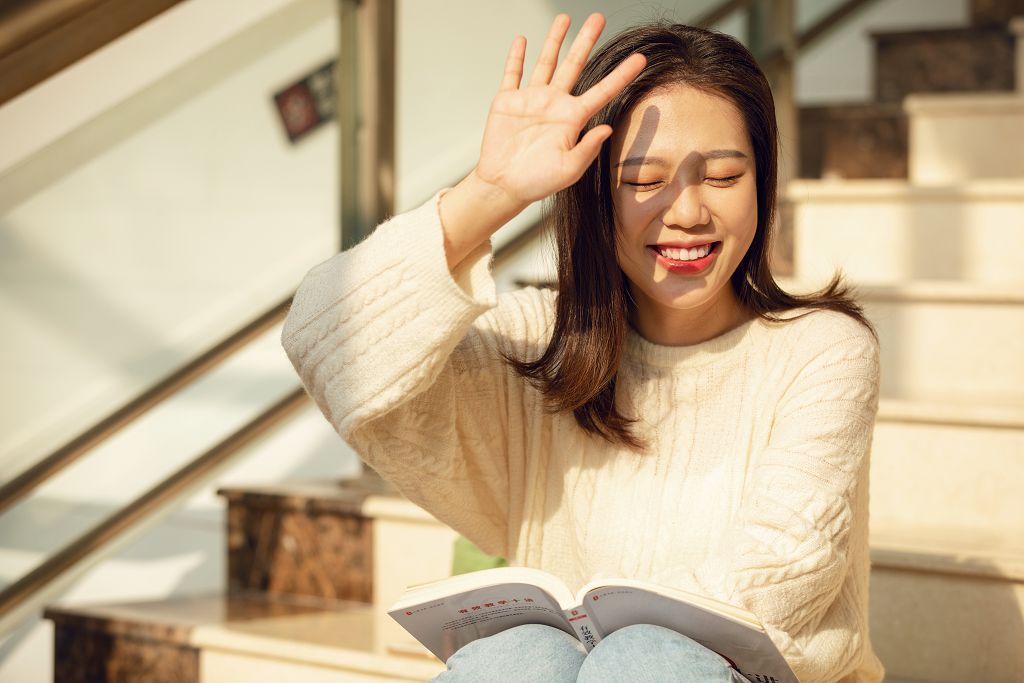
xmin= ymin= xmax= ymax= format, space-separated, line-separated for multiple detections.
xmin=430 ymin=623 xmax=750 ymax=682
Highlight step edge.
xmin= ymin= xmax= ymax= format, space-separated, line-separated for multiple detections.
xmin=778 ymin=277 xmax=1024 ymax=305
xmin=869 ymin=526 xmax=1024 ymax=581
xmin=905 ymin=91 xmax=1024 ymax=114
xmin=191 ymin=622 xmax=443 ymax=677
xmin=876 ymin=397 xmax=1024 ymax=429
xmin=788 ymin=178 xmax=1024 ymax=200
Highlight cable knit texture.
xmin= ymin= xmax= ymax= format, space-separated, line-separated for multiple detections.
xmin=281 ymin=191 xmax=886 ymax=683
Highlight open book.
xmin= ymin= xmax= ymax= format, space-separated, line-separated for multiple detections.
xmin=388 ymin=567 xmax=797 ymax=683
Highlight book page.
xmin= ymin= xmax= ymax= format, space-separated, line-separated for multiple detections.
xmin=388 ymin=582 xmax=575 ymax=662
xmin=581 ymin=584 xmax=798 ymax=683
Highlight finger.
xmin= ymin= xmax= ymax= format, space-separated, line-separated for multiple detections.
xmin=550 ymin=13 xmax=605 ymax=91
xmin=565 ymin=124 xmax=613 ymax=177
xmin=577 ymin=52 xmax=647 ymax=115
xmin=500 ymin=36 xmax=527 ymax=91
xmin=528 ymin=14 xmax=571 ymax=86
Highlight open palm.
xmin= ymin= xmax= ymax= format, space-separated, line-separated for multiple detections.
xmin=475 ymin=14 xmax=646 ymax=205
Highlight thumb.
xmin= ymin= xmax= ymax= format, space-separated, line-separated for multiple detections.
xmin=565 ymin=124 xmax=613 ymax=177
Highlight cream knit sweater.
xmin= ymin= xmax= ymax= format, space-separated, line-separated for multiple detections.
xmin=281 ymin=191 xmax=886 ymax=683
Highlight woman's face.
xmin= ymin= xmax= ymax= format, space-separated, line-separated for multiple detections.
xmin=610 ymin=83 xmax=758 ymax=331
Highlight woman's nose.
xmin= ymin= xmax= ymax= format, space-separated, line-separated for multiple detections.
xmin=662 ymin=184 xmax=710 ymax=229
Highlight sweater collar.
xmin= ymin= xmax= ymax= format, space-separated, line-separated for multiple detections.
xmin=623 ymin=315 xmax=763 ymax=369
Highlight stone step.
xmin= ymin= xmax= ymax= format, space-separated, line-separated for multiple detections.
xmin=218 ymin=475 xmax=458 ymax=655
xmin=873 ymin=25 xmax=1016 ymax=104
xmin=869 ymin=524 xmax=1024 ymax=683
xmin=43 ymin=523 xmax=1023 ymax=683
xmin=798 ymin=103 xmax=906 ymax=180
xmin=970 ymin=0 xmax=1024 ymax=28
xmin=906 ymin=92 xmax=1024 ymax=184
xmin=872 ymin=398 xmax=1024 ymax=535
xmin=44 ymin=591 xmax=444 ymax=683
xmin=789 ymin=179 xmax=1024 ymax=285
xmin=779 ymin=277 xmax=1024 ymax=403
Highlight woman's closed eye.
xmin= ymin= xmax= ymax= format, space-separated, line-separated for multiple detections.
xmin=704 ymin=174 xmax=742 ymax=187
xmin=623 ymin=180 xmax=663 ymax=190
xmin=622 ymin=174 xmax=743 ymax=191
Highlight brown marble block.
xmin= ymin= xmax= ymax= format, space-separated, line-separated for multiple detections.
xmin=47 ymin=604 xmax=199 ymax=683
xmin=970 ymin=0 xmax=1024 ymax=27
xmin=874 ymin=26 xmax=1015 ymax=103
xmin=799 ymin=103 xmax=907 ymax=179
xmin=44 ymin=593 xmax=346 ymax=683
xmin=219 ymin=477 xmax=389 ymax=602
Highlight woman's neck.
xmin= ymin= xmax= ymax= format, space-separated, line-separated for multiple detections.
xmin=628 ymin=285 xmax=755 ymax=347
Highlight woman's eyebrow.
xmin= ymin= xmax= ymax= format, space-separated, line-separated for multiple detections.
xmin=703 ymin=149 xmax=748 ymax=160
xmin=615 ymin=149 xmax=748 ymax=168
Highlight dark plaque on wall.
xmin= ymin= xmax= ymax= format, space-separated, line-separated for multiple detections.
xmin=273 ymin=59 xmax=337 ymax=143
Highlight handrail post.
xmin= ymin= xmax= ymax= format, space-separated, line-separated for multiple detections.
xmin=749 ymin=0 xmax=796 ymax=273
xmin=749 ymin=0 xmax=797 ymax=189
xmin=338 ymin=0 xmax=396 ymax=252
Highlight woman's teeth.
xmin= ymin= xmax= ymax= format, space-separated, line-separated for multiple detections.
xmin=656 ymin=243 xmax=713 ymax=261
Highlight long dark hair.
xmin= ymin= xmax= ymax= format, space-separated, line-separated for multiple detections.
xmin=504 ymin=22 xmax=873 ymax=452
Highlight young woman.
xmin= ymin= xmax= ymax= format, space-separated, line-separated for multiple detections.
xmin=282 ymin=13 xmax=885 ymax=683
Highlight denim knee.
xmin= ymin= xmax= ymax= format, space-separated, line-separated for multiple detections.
xmin=578 ymin=624 xmax=744 ymax=682
xmin=431 ymin=624 xmax=586 ymax=683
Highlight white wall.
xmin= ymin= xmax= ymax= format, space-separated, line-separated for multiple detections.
xmin=0 ymin=0 xmax=339 ymax=479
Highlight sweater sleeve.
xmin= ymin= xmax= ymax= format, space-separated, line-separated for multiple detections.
xmin=280 ymin=190 xmax=526 ymax=559
xmin=689 ymin=314 xmax=881 ymax=682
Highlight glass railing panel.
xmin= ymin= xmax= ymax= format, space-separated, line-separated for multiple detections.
xmin=0 ymin=0 xmax=339 ymax=485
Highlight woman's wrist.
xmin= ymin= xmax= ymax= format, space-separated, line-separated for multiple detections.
xmin=439 ymin=170 xmax=529 ymax=271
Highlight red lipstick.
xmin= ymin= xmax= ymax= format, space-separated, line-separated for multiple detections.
xmin=648 ymin=241 xmax=721 ymax=275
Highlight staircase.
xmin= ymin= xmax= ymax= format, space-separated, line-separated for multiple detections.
xmin=787 ymin=6 xmax=1024 ymax=683
xmin=37 ymin=4 xmax=1024 ymax=683
xmin=44 ymin=474 xmax=453 ymax=682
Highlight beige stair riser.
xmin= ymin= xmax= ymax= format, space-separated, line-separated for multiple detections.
xmin=864 ymin=298 xmax=1024 ymax=402
xmin=869 ymin=419 xmax=1024 ymax=532
xmin=791 ymin=189 xmax=1024 ymax=284
xmin=199 ymin=650 xmax=442 ymax=682
xmin=869 ymin=568 xmax=1024 ymax=683
xmin=906 ymin=95 xmax=1024 ymax=185
xmin=367 ymin=498 xmax=458 ymax=655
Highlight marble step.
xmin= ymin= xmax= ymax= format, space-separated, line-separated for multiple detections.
xmin=778 ymin=277 xmax=1024 ymax=403
xmin=789 ymin=179 xmax=1024 ymax=285
xmin=42 ymin=521 xmax=1024 ymax=683
xmin=869 ymin=524 xmax=1024 ymax=683
xmin=872 ymin=398 xmax=1024 ymax=535
xmin=218 ymin=475 xmax=459 ymax=654
xmin=970 ymin=0 xmax=1024 ymax=27
xmin=798 ymin=103 xmax=907 ymax=180
xmin=906 ymin=93 xmax=1024 ymax=185
xmin=43 ymin=591 xmax=444 ymax=683
xmin=872 ymin=25 xmax=1015 ymax=104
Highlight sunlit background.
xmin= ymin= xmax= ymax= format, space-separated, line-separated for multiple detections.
xmin=1 ymin=1 xmax=1022 ymax=681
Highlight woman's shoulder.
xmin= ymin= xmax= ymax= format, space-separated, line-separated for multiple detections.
xmin=764 ymin=306 xmax=878 ymax=363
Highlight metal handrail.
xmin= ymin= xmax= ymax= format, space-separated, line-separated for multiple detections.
xmin=0 ymin=297 xmax=292 ymax=516
xmin=0 ymin=388 xmax=308 ymax=631
xmin=0 ymin=0 xmax=186 ymax=106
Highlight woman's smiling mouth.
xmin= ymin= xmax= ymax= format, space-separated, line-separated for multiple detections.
xmin=648 ymin=241 xmax=721 ymax=273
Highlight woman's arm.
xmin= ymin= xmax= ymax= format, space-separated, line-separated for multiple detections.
xmin=281 ymin=191 xmax=514 ymax=554
xmin=281 ymin=13 xmax=645 ymax=553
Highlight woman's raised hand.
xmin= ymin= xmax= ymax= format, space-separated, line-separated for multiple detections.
xmin=438 ymin=13 xmax=645 ymax=271
xmin=474 ymin=13 xmax=646 ymax=205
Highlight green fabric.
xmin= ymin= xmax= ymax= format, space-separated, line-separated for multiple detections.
xmin=451 ymin=536 xmax=507 ymax=575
